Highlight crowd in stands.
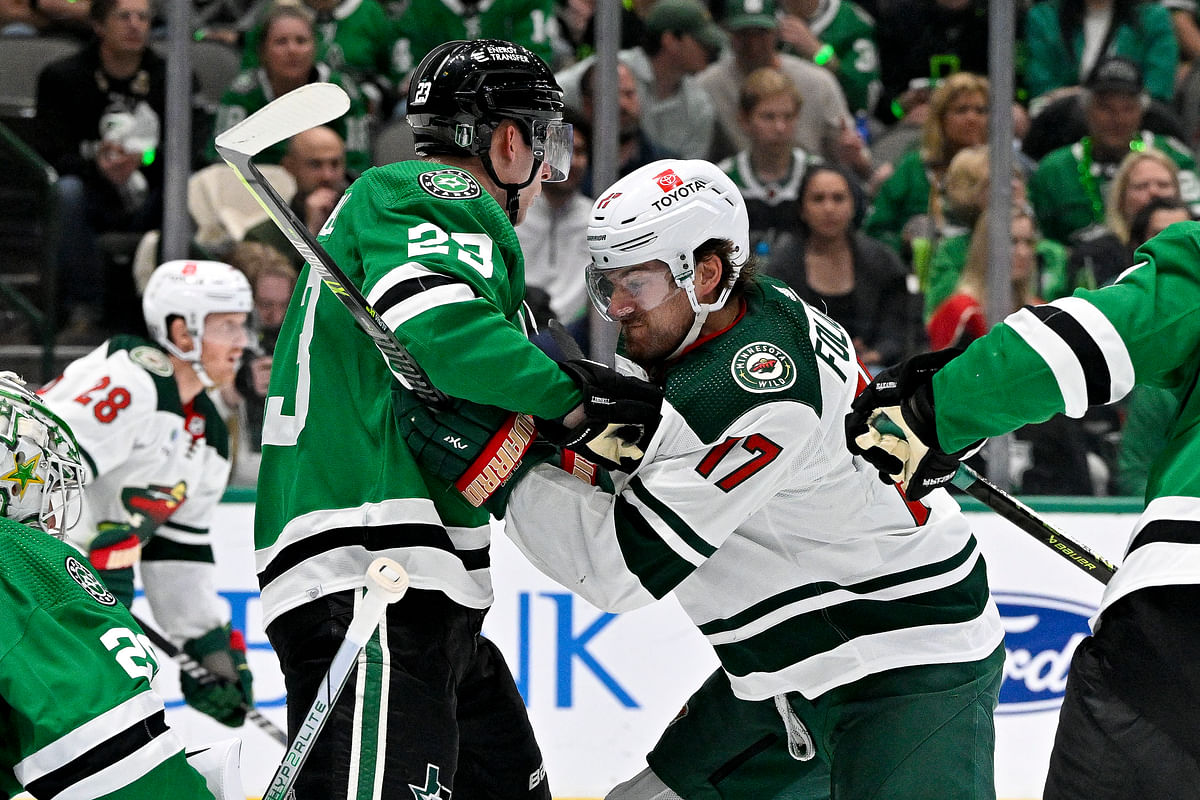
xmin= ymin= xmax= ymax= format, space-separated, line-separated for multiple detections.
xmin=4 ymin=0 xmax=1200 ymax=497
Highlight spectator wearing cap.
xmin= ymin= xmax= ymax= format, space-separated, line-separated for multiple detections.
xmin=1028 ymin=56 xmax=1200 ymax=245
xmin=1024 ymin=0 xmax=1178 ymax=107
xmin=553 ymin=0 xmax=723 ymax=159
xmin=697 ymin=0 xmax=869 ymax=177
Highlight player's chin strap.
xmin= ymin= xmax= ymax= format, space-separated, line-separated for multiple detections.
xmin=161 ymin=340 xmax=216 ymax=389
xmin=481 ymin=152 xmax=544 ymax=224
xmin=665 ymin=283 xmax=734 ymax=361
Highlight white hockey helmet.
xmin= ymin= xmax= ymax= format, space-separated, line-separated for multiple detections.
xmin=586 ymin=159 xmax=749 ymax=353
xmin=142 ymin=260 xmax=254 ymax=363
xmin=0 ymin=372 xmax=85 ymax=538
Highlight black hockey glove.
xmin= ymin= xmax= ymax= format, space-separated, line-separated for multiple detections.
xmin=537 ymin=358 xmax=663 ymax=473
xmin=845 ymin=348 xmax=983 ymax=501
xmin=396 ymin=394 xmax=555 ymax=517
xmin=181 ymin=624 xmax=254 ymax=728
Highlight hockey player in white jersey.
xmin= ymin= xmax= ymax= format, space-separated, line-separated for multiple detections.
xmin=37 ymin=260 xmax=257 ymax=731
xmin=399 ymin=159 xmax=1005 ymax=799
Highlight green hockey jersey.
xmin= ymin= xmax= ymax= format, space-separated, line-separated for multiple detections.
xmin=802 ymin=0 xmax=882 ymax=114
xmin=504 ymin=277 xmax=1003 ymax=700
xmin=255 ymin=161 xmax=581 ymax=626
xmin=932 ymin=220 xmax=1200 ymax=618
xmin=0 ymin=517 xmax=213 ymax=799
xmin=240 ymin=0 xmax=403 ymax=91
xmin=206 ymin=64 xmax=371 ymax=174
xmin=390 ymin=0 xmax=556 ymax=79
xmin=1028 ymin=133 xmax=1200 ymax=244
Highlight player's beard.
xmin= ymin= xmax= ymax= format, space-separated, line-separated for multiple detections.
xmin=619 ymin=295 xmax=692 ymax=368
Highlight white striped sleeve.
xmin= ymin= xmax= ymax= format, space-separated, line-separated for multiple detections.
xmin=1005 ymin=297 xmax=1136 ymax=417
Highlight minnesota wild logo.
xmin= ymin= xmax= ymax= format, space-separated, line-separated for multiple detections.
xmin=731 ymin=342 xmax=796 ymax=393
xmin=419 ymin=169 xmax=481 ymax=200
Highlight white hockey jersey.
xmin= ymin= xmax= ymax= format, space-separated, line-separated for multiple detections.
xmin=505 ymin=277 xmax=1004 ymax=701
xmin=39 ymin=336 xmax=230 ymax=640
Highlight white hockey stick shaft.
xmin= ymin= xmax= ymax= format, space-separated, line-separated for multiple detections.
xmin=214 ymin=83 xmax=449 ymax=408
xmin=131 ymin=612 xmax=288 ymax=745
xmin=263 ymin=558 xmax=410 ymax=800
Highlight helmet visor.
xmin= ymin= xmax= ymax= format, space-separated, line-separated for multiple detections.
xmin=586 ymin=261 xmax=681 ymax=322
xmin=532 ymin=118 xmax=573 ymax=182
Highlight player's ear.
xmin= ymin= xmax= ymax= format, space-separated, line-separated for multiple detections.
xmin=695 ymin=253 xmax=725 ymax=302
xmin=490 ymin=120 xmax=521 ymax=168
xmin=168 ymin=317 xmax=194 ymax=352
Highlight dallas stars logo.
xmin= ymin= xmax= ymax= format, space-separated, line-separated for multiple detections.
xmin=409 ymin=763 xmax=451 ymax=800
xmin=419 ymin=169 xmax=482 ymax=200
xmin=2 ymin=452 xmax=43 ymax=498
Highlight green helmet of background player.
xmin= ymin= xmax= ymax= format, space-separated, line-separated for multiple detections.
xmin=0 ymin=372 xmax=85 ymax=538
xmin=406 ymin=39 xmax=573 ymax=222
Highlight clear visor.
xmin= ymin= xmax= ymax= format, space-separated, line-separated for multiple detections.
xmin=531 ymin=119 xmax=573 ymax=182
xmin=202 ymin=315 xmax=252 ymax=348
xmin=586 ymin=261 xmax=682 ymax=322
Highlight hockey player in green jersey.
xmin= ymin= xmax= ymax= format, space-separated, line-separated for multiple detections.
xmin=0 ymin=372 xmax=245 ymax=800
xmin=847 ymin=221 xmax=1200 ymax=798
xmin=255 ymin=39 xmax=662 ymax=800
xmin=38 ymin=260 xmax=257 ymax=732
xmin=398 ymin=158 xmax=1005 ymax=799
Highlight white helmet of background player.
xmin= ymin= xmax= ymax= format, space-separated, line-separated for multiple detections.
xmin=586 ymin=159 xmax=750 ymax=358
xmin=0 ymin=372 xmax=85 ymax=538
xmin=143 ymin=260 xmax=253 ymax=365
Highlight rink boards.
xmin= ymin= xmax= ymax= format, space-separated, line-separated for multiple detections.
xmin=135 ymin=495 xmax=1137 ymax=800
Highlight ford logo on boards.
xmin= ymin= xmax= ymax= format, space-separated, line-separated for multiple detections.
xmin=995 ymin=593 xmax=1096 ymax=714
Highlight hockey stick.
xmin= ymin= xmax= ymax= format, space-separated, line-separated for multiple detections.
xmin=950 ymin=464 xmax=1118 ymax=584
xmin=263 ymin=557 xmax=410 ymax=800
xmin=213 ymin=83 xmax=449 ymax=408
xmin=869 ymin=417 xmax=1118 ymax=584
xmin=131 ymin=612 xmax=288 ymax=745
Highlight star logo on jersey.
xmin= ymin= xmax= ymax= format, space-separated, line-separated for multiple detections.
xmin=731 ymin=342 xmax=796 ymax=393
xmin=1 ymin=452 xmax=43 ymax=498
xmin=409 ymin=763 xmax=451 ymax=800
xmin=65 ymin=555 xmax=118 ymax=606
xmin=419 ymin=169 xmax=482 ymax=200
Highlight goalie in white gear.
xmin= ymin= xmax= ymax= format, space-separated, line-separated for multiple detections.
xmin=38 ymin=259 xmax=258 ymax=732
xmin=0 ymin=371 xmax=247 ymax=800
xmin=400 ymin=159 xmax=1005 ymax=799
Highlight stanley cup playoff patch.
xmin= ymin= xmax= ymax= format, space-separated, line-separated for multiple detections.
xmin=65 ymin=555 xmax=119 ymax=606
xmin=419 ymin=169 xmax=482 ymax=200
xmin=731 ymin=342 xmax=796 ymax=393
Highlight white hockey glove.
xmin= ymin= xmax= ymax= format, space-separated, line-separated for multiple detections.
xmin=845 ymin=349 xmax=983 ymax=500
xmin=537 ymin=358 xmax=663 ymax=472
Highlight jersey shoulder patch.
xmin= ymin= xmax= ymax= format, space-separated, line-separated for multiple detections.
xmin=106 ymin=336 xmax=181 ymax=414
xmin=129 ymin=345 xmax=173 ymax=377
xmin=417 ymin=168 xmax=483 ymax=200
xmin=665 ymin=279 xmax=822 ymax=443
xmin=64 ymin=555 xmax=118 ymax=606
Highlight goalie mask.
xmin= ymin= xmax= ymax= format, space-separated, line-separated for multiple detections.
xmin=407 ymin=39 xmax=572 ymax=222
xmin=0 ymin=372 xmax=85 ymax=538
xmin=586 ymin=159 xmax=750 ymax=357
xmin=143 ymin=260 xmax=253 ymax=385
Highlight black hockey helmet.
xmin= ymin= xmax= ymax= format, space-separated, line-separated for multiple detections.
xmin=407 ymin=39 xmax=572 ymax=220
